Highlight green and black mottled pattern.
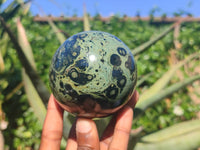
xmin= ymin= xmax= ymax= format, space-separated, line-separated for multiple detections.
xmin=49 ymin=31 xmax=137 ymax=109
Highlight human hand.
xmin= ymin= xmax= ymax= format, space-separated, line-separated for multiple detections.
xmin=39 ymin=91 xmax=139 ymax=150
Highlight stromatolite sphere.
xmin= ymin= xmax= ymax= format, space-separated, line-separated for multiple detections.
xmin=49 ymin=31 xmax=137 ymax=118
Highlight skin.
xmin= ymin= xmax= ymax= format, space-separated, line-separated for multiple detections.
xmin=39 ymin=90 xmax=139 ymax=150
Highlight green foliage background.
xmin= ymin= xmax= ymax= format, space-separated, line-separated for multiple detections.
xmin=0 ymin=2 xmax=200 ymax=149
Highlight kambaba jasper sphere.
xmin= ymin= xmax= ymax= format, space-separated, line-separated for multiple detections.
xmin=49 ymin=31 xmax=137 ymax=118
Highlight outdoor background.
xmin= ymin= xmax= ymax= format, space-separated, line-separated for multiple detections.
xmin=3 ymin=0 xmax=200 ymax=17
xmin=0 ymin=0 xmax=200 ymax=150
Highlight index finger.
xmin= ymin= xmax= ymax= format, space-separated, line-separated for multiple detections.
xmin=39 ymin=94 xmax=64 ymax=150
xmin=100 ymin=91 xmax=138 ymax=149
xmin=109 ymin=105 xmax=133 ymax=150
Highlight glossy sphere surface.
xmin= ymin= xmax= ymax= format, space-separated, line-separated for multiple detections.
xmin=49 ymin=31 xmax=137 ymax=118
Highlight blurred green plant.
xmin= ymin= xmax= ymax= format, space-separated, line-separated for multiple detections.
xmin=0 ymin=1 xmax=200 ymax=149
xmin=83 ymin=3 xmax=91 ymax=31
xmin=17 ymin=17 xmax=46 ymax=124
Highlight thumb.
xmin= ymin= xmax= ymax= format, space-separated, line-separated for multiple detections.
xmin=76 ymin=118 xmax=100 ymax=150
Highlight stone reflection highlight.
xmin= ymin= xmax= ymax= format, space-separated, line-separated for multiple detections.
xmin=89 ymin=54 xmax=96 ymax=62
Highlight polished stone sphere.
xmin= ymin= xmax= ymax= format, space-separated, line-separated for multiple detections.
xmin=49 ymin=31 xmax=137 ymax=118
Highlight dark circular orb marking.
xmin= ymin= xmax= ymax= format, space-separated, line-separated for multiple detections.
xmin=110 ymin=54 xmax=121 ymax=66
xmin=125 ymin=56 xmax=135 ymax=74
xmin=100 ymin=59 xmax=105 ymax=63
xmin=75 ymin=58 xmax=89 ymax=70
xmin=71 ymin=71 xmax=78 ymax=79
xmin=112 ymin=67 xmax=123 ymax=78
xmin=64 ymin=83 xmax=78 ymax=98
xmin=112 ymin=68 xmax=126 ymax=91
xmin=69 ymin=68 xmax=79 ymax=80
xmin=69 ymin=46 xmax=81 ymax=58
xmin=78 ymin=33 xmax=88 ymax=39
xmin=117 ymin=76 xmax=127 ymax=88
xmin=59 ymin=81 xmax=64 ymax=88
xmin=87 ymin=74 xmax=93 ymax=81
xmin=105 ymin=84 xmax=119 ymax=99
xmin=117 ymin=47 xmax=127 ymax=56
xmin=68 ymin=68 xmax=95 ymax=85
xmin=72 ymin=52 xmax=78 ymax=57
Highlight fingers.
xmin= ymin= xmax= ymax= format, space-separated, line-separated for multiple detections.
xmin=76 ymin=118 xmax=100 ymax=150
xmin=66 ymin=121 xmax=77 ymax=150
xmin=109 ymin=106 xmax=133 ymax=150
xmin=39 ymin=94 xmax=64 ymax=150
xmin=67 ymin=118 xmax=100 ymax=150
xmin=100 ymin=90 xmax=138 ymax=150
xmin=40 ymin=91 xmax=138 ymax=150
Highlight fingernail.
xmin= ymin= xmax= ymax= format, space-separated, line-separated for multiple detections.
xmin=76 ymin=119 xmax=92 ymax=133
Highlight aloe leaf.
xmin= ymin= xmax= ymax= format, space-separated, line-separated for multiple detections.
xmin=1 ymin=0 xmax=31 ymax=21
xmin=10 ymin=0 xmax=31 ymax=15
xmin=62 ymin=112 xmax=74 ymax=140
xmin=135 ymin=74 xmax=200 ymax=116
xmin=22 ymin=69 xmax=46 ymax=124
xmin=139 ymin=119 xmax=200 ymax=142
xmin=137 ymin=72 xmax=153 ymax=87
xmin=0 ymin=16 xmax=50 ymax=104
xmin=21 ymin=1 xmax=31 ymax=15
xmin=17 ymin=18 xmax=46 ymax=124
xmin=95 ymin=117 xmax=111 ymax=137
xmin=0 ymin=33 xmax=9 ymax=72
xmin=132 ymin=24 xmax=175 ymax=55
xmin=0 ymin=50 xmax=5 ymax=73
xmin=83 ymin=4 xmax=90 ymax=31
xmin=128 ymin=127 xmax=143 ymax=150
xmin=0 ymin=33 xmax=9 ymax=56
xmin=17 ymin=18 xmax=35 ymax=68
xmin=134 ymin=120 xmax=200 ymax=150
xmin=2 ymin=0 xmax=17 ymax=13
xmin=48 ymin=20 xmax=66 ymax=44
xmin=138 ymin=52 xmax=200 ymax=103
